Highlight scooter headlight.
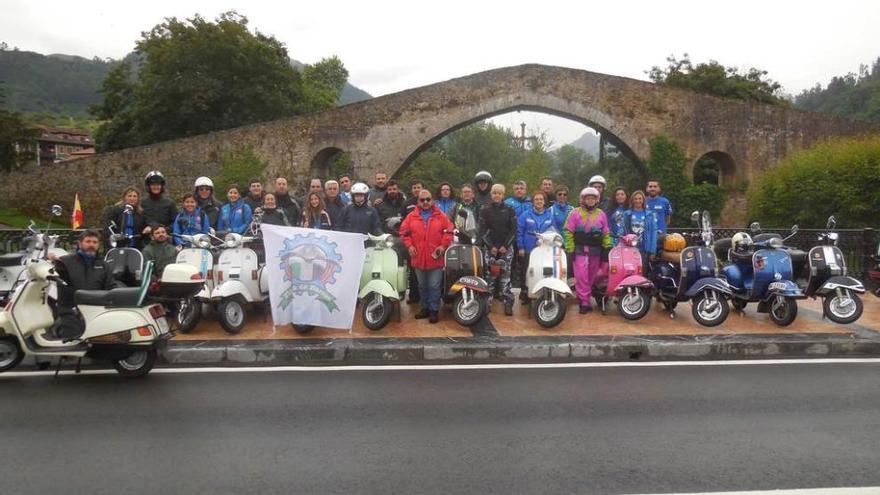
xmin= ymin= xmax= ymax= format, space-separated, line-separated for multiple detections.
xmin=198 ymin=237 xmax=211 ymax=249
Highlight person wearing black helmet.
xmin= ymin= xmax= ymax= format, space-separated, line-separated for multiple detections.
xmin=473 ymin=170 xmax=494 ymax=208
xmin=141 ymin=170 xmax=178 ymax=237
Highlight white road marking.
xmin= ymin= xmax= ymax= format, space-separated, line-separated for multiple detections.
xmin=3 ymin=357 xmax=880 ymax=377
xmin=623 ymin=487 xmax=880 ymax=495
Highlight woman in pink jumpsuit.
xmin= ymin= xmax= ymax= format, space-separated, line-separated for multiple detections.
xmin=565 ymin=187 xmax=612 ymax=313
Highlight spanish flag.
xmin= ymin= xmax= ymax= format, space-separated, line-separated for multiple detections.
xmin=71 ymin=194 xmax=83 ymax=229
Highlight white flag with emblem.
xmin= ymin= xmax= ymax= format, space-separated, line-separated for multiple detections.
xmin=261 ymin=224 xmax=366 ymax=329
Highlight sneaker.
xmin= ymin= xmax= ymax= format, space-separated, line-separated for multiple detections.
xmin=504 ymin=303 xmax=513 ymax=316
xmin=579 ymin=304 xmax=592 ymax=314
xmin=414 ymin=308 xmax=430 ymax=319
xmin=429 ymin=311 xmax=439 ymax=324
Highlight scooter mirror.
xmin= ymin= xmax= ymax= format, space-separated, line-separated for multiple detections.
xmin=826 ymin=216 xmax=836 ymax=230
xmin=749 ymin=222 xmax=761 ymax=234
xmin=51 ymin=205 xmax=63 ymax=217
xmin=124 ymin=204 xmax=134 ymax=214
xmin=791 ymin=224 xmax=799 ymax=234
xmin=690 ymin=211 xmax=700 ymax=225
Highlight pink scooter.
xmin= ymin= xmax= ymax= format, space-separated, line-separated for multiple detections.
xmin=592 ymin=233 xmax=654 ymax=320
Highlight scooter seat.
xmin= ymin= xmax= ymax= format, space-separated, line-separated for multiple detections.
xmin=0 ymin=253 xmax=23 ymax=266
xmin=659 ymin=250 xmax=680 ymax=264
xmin=75 ymin=287 xmax=143 ymax=307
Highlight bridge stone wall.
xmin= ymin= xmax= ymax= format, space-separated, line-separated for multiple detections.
xmin=1 ymin=64 xmax=877 ymax=226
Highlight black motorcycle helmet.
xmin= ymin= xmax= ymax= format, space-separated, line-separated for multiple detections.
xmin=144 ymin=170 xmax=166 ymax=193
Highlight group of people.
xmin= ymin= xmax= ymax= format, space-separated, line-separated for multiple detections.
xmin=88 ymin=168 xmax=673 ymax=328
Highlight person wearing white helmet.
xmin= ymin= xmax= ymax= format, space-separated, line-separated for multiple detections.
xmin=193 ymin=176 xmax=221 ymax=228
xmin=588 ymin=174 xmax=612 ymax=214
xmin=565 ymin=186 xmax=612 ymax=313
xmin=338 ymin=182 xmax=383 ymax=235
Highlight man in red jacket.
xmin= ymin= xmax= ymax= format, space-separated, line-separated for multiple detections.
xmin=401 ymin=189 xmax=454 ymax=323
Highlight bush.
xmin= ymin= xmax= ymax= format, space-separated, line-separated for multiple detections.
xmin=214 ymin=146 xmax=267 ymax=194
xmin=748 ymin=136 xmax=880 ymax=228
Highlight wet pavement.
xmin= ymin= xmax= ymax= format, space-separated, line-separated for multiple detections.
xmin=173 ymin=291 xmax=880 ymax=342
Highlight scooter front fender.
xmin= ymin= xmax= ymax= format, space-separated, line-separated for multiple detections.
xmin=448 ymin=276 xmax=489 ymax=296
xmin=617 ymin=275 xmax=653 ymax=291
xmin=684 ymin=277 xmax=732 ymax=298
xmin=358 ymin=279 xmax=398 ymax=300
xmin=530 ymin=277 xmax=572 ymax=298
xmin=212 ymin=280 xmax=255 ymax=303
xmin=817 ymin=276 xmax=866 ymax=295
xmin=763 ymin=280 xmax=805 ymax=300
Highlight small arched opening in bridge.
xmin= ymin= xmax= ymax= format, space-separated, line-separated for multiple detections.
xmin=693 ymin=151 xmax=736 ymax=187
xmin=395 ymin=107 xmax=645 ymax=196
xmin=310 ymin=147 xmax=353 ymax=180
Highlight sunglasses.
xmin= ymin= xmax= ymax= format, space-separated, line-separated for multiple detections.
xmin=556 ymin=192 xmax=568 ymax=196
xmin=419 ymin=198 xmax=432 ymax=203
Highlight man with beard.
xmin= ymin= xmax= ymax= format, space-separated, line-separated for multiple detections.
xmin=273 ymin=177 xmax=302 ymax=227
xmin=369 ymin=171 xmax=390 ymax=204
xmin=48 ymin=230 xmax=125 ymax=339
xmin=375 ymin=179 xmax=406 ymax=231
xmin=244 ymin=178 xmax=265 ymax=212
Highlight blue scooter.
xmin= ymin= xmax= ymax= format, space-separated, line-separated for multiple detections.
xmin=651 ymin=211 xmax=732 ymax=327
xmin=721 ymin=223 xmax=805 ymax=326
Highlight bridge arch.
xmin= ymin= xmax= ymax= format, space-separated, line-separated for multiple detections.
xmin=693 ymin=150 xmax=736 ymax=187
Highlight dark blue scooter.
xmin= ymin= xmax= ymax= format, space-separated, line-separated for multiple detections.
xmin=651 ymin=211 xmax=732 ymax=326
xmin=721 ymin=223 xmax=805 ymax=326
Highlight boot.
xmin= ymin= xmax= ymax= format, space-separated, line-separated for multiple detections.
xmin=428 ymin=311 xmax=439 ymax=324
xmin=414 ymin=308 xmax=430 ymax=319
xmin=579 ymin=304 xmax=592 ymax=314
xmin=504 ymin=303 xmax=513 ymax=316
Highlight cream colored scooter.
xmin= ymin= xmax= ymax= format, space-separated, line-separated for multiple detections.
xmin=0 ymin=260 xmax=202 ymax=377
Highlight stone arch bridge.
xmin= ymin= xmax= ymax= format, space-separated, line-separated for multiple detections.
xmin=2 ymin=64 xmax=878 ymax=225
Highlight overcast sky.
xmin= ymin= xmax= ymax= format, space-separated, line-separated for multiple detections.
xmin=3 ymin=0 xmax=879 ymax=144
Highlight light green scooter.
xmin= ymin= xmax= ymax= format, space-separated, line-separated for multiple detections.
xmin=358 ymin=233 xmax=407 ymax=330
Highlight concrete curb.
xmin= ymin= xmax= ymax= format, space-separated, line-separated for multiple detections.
xmin=157 ymin=333 xmax=880 ymax=367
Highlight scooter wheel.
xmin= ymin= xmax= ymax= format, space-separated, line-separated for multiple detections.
xmin=361 ymin=293 xmax=393 ymax=331
xmin=533 ymin=290 xmax=567 ymax=329
xmin=617 ymin=288 xmax=651 ymax=321
xmin=768 ymin=296 xmax=798 ymax=327
xmin=0 ymin=336 xmax=24 ymax=373
xmin=453 ymin=293 xmax=487 ymax=327
xmin=823 ymin=291 xmax=863 ymax=324
xmin=176 ymin=297 xmax=202 ymax=334
xmin=113 ymin=349 xmax=157 ymax=378
xmin=691 ymin=290 xmax=730 ymax=327
xmin=218 ymin=299 xmax=247 ymax=334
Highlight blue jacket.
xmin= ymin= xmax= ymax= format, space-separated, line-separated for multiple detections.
xmin=435 ymin=198 xmax=458 ymax=216
xmin=623 ymin=209 xmax=659 ymax=255
xmin=551 ymin=203 xmax=573 ymax=235
xmin=504 ymin=196 xmax=532 ymax=217
xmin=172 ymin=209 xmax=212 ymax=246
xmin=218 ymin=200 xmax=253 ymax=235
xmin=516 ymin=207 xmax=555 ymax=253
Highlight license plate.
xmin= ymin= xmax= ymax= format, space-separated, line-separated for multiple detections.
xmin=156 ymin=316 xmax=170 ymax=334
xmin=768 ymin=282 xmax=787 ymax=291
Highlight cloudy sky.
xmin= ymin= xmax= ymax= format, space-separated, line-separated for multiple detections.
xmin=3 ymin=0 xmax=879 ymax=144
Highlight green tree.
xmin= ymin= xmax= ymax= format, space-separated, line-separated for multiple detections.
xmin=0 ymin=87 xmax=39 ymax=172
xmin=795 ymin=58 xmax=880 ymax=122
xmin=649 ymin=54 xmax=788 ymax=106
xmin=748 ymin=137 xmax=880 ymax=228
xmin=508 ymin=146 xmax=552 ymax=193
xmin=646 ymin=136 xmax=724 ymax=225
xmin=92 ymin=11 xmax=347 ymax=151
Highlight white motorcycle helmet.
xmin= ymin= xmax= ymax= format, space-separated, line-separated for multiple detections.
xmin=194 ymin=176 xmax=214 ymax=190
xmin=732 ymin=232 xmax=754 ymax=252
xmin=588 ymin=175 xmax=607 ymax=188
xmin=351 ymin=182 xmax=369 ymax=195
xmin=580 ymin=187 xmax=600 ymax=199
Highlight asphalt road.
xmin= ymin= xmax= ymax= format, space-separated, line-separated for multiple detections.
xmin=2 ymin=362 xmax=880 ymax=495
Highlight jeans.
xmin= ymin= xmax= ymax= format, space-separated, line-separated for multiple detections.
xmin=415 ymin=268 xmax=443 ymax=312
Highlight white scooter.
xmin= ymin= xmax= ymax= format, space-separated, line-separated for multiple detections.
xmin=1 ymin=206 xmax=69 ymax=305
xmin=212 ymin=232 xmax=269 ymax=334
xmin=524 ymin=230 xmax=572 ymax=328
xmin=173 ymin=233 xmax=220 ymax=333
xmin=0 ymin=260 xmax=202 ymax=377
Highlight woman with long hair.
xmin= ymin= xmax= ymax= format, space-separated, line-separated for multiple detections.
xmin=434 ymin=182 xmax=458 ymax=216
xmin=101 ymin=186 xmax=146 ymax=249
xmin=302 ymin=192 xmax=332 ymax=230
